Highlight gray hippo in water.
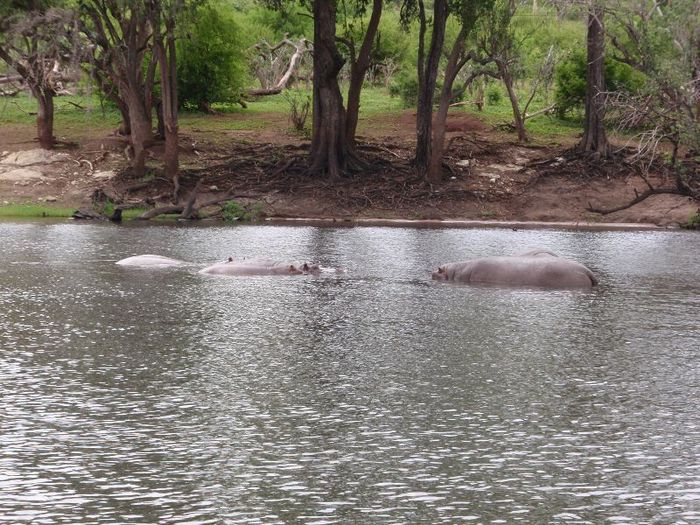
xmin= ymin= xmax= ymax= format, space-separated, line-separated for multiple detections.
xmin=432 ymin=249 xmax=597 ymax=289
xmin=199 ymin=258 xmax=322 ymax=276
xmin=116 ymin=254 xmax=185 ymax=267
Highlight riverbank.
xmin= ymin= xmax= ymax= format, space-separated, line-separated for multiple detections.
xmin=1 ymin=104 xmax=697 ymax=228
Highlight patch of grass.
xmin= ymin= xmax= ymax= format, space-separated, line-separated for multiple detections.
xmin=0 ymin=204 xmax=75 ymax=218
xmin=221 ymin=200 xmax=264 ymax=222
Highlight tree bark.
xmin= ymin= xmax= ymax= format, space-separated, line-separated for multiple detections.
xmin=309 ymin=0 xmax=348 ymax=179
xmin=35 ymin=89 xmax=55 ymax=149
xmin=578 ymin=0 xmax=609 ymax=158
xmin=345 ymin=0 xmax=383 ymax=144
xmin=415 ymin=0 xmax=448 ymax=173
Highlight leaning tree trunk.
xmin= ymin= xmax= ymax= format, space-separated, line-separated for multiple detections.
xmin=578 ymin=0 xmax=609 ymax=158
xmin=309 ymin=0 xmax=349 ymax=180
xmin=499 ymin=64 xmax=527 ymax=142
xmin=415 ymin=0 xmax=448 ymax=173
xmin=345 ymin=0 xmax=383 ymax=144
xmin=428 ymin=28 xmax=467 ymax=182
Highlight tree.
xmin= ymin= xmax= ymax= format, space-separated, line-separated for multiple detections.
xmin=0 ymin=6 xmax=77 ymax=149
xmin=178 ymin=4 xmax=248 ymax=110
xmin=578 ymin=0 xmax=609 ymax=158
xmin=404 ymin=0 xmax=491 ymax=181
xmin=79 ymin=0 xmax=158 ymax=175
xmin=148 ymin=0 xmax=182 ymax=201
xmin=307 ymin=0 xmax=349 ymax=179
xmin=265 ymin=0 xmax=381 ymax=178
xmin=407 ymin=0 xmax=448 ymax=174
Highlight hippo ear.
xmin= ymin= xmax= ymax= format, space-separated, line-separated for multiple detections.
xmin=302 ymin=263 xmax=310 ymax=271
xmin=288 ymin=264 xmax=297 ymax=273
xmin=438 ymin=266 xmax=444 ymax=273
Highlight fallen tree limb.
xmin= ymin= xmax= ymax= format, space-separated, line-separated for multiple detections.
xmin=586 ymin=187 xmax=682 ymax=215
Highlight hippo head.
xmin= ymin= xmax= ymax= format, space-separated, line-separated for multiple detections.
xmin=301 ymin=263 xmax=322 ymax=275
xmin=287 ymin=264 xmax=303 ymax=275
xmin=432 ymin=266 xmax=448 ymax=280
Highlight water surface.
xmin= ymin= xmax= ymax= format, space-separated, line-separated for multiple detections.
xmin=1 ymin=221 xmax=698 ymax=524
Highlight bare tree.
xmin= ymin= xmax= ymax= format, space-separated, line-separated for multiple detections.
xmin=248 ymin=36 xmax=312 ymax=96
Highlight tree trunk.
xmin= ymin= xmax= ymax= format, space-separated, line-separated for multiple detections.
xmin=125 ymin=90 xmax=153 ymax=176
xmin=500 ymin=64 xmax=527 ymax=142
xmin=345 ymin=0 xmax=383 ymax=144
xmin=415 ymin=0 xmax=448 ymax=173
xmin=309 ymin=0 xmax=348 ymax=179
xmin=34 ymin=88 xmax=55 ymax=149
xmin=428 ymin=28 xmax=467 ymax=182
xmin=578 ymin=1 xmax=609 ymax=158
xmin=155 ymin=29 xmax=180 ymax=202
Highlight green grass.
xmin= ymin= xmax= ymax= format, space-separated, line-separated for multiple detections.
xmin=0 ymin=85 xmax=580 ymax=144
xmin=0 ymin=204 xmax=75 ymax=218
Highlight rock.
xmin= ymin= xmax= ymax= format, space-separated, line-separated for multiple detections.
xmin=45 ymin=196 xmax=58 ymax=202
xmin=456 ymin=159 xmax=470 ymax=167
xmin=0 ymin=168 xmax=45 ymax=182
xmin=92 ymin=170 xmax=115 ymax=180
xmin=0 ymin=149 xmax=70 ymax=167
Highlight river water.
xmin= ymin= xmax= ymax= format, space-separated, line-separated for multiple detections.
xmin=0 ymin=221 xmax=698 ymax=524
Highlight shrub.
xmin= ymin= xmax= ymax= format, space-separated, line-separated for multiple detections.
xmin=177 ymin=5 xmax=248 ymax=110
xmin=486 ymin=85 xmax=503 ymax=106
xmin=284 ymin=90 xmax=311 ymax=132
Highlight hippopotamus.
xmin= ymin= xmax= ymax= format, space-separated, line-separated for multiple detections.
xmin=432 ymin=250 xmax=597 ymax=289
xmin=116 ymin=254 xmax=185 ymax=267
xmin=198 ymin=258 xmax=322 ymax=276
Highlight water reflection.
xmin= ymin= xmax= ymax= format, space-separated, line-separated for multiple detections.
xmin=0 ymin=221 xmax=698 ymax=523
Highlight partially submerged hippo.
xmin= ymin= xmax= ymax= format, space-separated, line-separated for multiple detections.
xmin=432 ymin=250 xmax=597 ymax=289
xmin=116 ymin=254 xmax=185 ymax=267
xmin=199 ymin=258 xmax=322 ymax=276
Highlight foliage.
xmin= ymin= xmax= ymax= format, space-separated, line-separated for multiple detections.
xmin=486 ymin=85 xmax=502 ymax=105
xmin=554 ymin=50 xmax=645 ymax=118
xmin=177 ymin=4 xmax=248 ymax=109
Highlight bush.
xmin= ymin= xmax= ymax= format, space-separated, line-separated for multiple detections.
xmin=389 ymin=71 xmax=420 ymax=108
xmin=486 ymin=85 xmax=503 ymax=106
xmin=389 ymin=71 xmax=446 ymax=108
xmin=554 ymin=50 xmax=645 ymax=118
xmin=177 ymin=5 xmax=248 ymax=110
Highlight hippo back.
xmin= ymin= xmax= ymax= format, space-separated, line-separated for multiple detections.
xmin=434 ymin=255 xmax=596 ymax=288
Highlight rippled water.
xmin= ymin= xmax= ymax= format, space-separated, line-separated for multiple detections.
xmin=0 ymin=221 xmax=698 ymax=524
